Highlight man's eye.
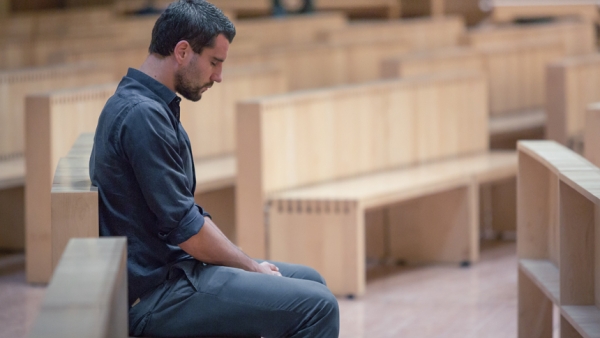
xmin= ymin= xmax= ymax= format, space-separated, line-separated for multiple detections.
xmin=211 ymin=62 xmax=217 ymax=66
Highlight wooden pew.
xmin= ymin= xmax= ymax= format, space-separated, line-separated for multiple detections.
xmin=467 ymin=19 xmax=596 ymax=57
xmin=382 ymin=41 xmax=565 ymax=142
xmin=517 ymin=140 xmax=600 ymax=337
xmin=490 ymin=0 xmax=599 ymax=23
xmin=29 ymin=237 xmax=128 ymax=338
xmin=314 ymin=0 xmax=401 ymax=19
xmin=546 ymin=54 xmax=600 ymax=152
xmin=227 ymin=16 xmax=465 ymax=90
xmin=236 ymin=71 xmax=517 ymax=296
xmin=25 ymin=64 xmax=286 ymax=283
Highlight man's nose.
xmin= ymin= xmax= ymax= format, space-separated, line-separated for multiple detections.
xmin=211 ymin=70 xmax=222 ymax=83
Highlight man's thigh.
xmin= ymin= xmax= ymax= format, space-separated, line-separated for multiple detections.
xmin=130 ymin=261 xmax=335 ymax=338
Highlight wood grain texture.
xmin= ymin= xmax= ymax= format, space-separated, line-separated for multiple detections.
xmin=518 ymin=265 xmax=554 ymax=337
xmin=547 ymin=54 xmax=600 ymax=148
xmin=0 ymin=63 xmax=114 ymax=159
xmin=28 ymin=238 xmax=128 ymax=338
xmin=584 ymin=104 xmax=600 ymax=167
xmin=468 ymin=19 xmax=596 ymax=57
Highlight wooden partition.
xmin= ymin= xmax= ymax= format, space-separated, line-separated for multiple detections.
xmin=384 ymin=41 xmax=564 ymax=119
xmin=0 ymin=63 xmax=114 ymax=160
xmin=29 ymin=237 xmax=128 ymax=338
xmin=467 ymin=19 xmax=596 ymax=57
xmin=546 ymin=54 xmax=600 ymax=152
xmin=517 ymin=140 xmax=600 ymax=338
xmin=490 ymin=1 xmax=599 ymax=23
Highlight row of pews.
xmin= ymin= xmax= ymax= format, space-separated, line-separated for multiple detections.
xmin=8 ymin=1 xmax=600 ymax=336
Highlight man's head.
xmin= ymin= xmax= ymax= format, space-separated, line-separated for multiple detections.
xmin=149 ymin=0 xmax=235 ymax=101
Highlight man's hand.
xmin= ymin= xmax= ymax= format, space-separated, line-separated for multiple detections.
xmin=256 ymin=261 xmax=282 ymax=277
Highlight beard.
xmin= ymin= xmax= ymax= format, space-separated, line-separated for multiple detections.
xmin=174 ymin=61 xmax=212 ymax=102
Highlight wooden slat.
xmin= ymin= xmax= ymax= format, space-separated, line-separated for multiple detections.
xmin=519 ymin=259 xmax=560 ymax=304
xmin=562 ymin=306 xmax=600 ymax=338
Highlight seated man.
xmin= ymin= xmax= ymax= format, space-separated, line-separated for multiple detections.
xmin=89 ymin=1 xmax=339 ymax=337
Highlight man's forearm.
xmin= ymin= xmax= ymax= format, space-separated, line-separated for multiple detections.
xmin=178 ymin=217 xmax=260 ymax=272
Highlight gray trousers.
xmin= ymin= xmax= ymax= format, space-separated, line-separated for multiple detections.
xmin=128 ymin=260 xmax=340 ymax=337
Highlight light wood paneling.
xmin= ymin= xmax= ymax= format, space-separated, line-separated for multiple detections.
xmin=28 ymin=238 xmax=128 ymax=338
xmin=547 ymin=54 xmax=600 ymax=149
xmin=383 ymin=41 xmax=565 ymax=117
xmin=0 ymin=63 xmax=114 ymax=159
xmin=584 ymin=103 xmax=600 ymax=167
xmin=468 ymin=19 xmax=596 ymax=57
xmin=180 ymin=64 xmax=287 ymax=158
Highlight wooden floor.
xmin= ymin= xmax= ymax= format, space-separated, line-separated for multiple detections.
xmin=0 ymin=242 xmax=518 ymax=338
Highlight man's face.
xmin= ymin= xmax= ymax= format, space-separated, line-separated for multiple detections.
xmin=175 ymin=34 xmax=229 ymax=102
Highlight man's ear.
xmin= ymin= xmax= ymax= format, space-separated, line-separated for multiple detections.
xmin=173 ymin=40 xmax=191 ymax=65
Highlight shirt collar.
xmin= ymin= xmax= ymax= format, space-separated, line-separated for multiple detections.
xmin=126 ymin=68 xmax=181 ymax=119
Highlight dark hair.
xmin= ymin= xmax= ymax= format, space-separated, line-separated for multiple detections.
xmin=149 ymin=0 xmax=236 ymax=57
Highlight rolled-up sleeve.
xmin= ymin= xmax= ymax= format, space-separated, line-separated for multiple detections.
xmin=119 ymin=101 xmax=204 ymax=245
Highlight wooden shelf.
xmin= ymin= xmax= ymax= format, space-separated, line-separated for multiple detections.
xmin=561 ymin=306 xmax=600 ymax=338
xmin=519 ymin=259 xmax=560 ymax=304
xmin=0 ymin=156 xmax=24 ymax=190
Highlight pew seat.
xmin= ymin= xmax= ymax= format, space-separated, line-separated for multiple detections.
xmin=267 ymin=151 xmax=517 ymax=297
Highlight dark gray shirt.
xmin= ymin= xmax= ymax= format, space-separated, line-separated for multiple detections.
xmin=90 ymin=68 xmax=209 ymax=306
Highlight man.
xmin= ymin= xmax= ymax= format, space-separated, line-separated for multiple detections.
xmin=89 ymin=1 xmax=339 ymax=337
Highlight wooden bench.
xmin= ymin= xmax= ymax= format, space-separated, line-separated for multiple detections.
xmin=517 ymin=140 xmax=600 ymax=337
xmin=29 ymin=237 xmax=128 ymax=338
xmin=236 ymin=71 xmax=517 ymax=296
xmin=381 ymin=41 xmax=566 ymax=146
xmin=467 ymin=19 xmax=596 ymax=57
xmin=25 ymin=64 xmax=286 ymax=283
xmin=546 ymin=54 xmax=600 ymax=153
xmin=489 ymin=0 xmax=599 ymax=23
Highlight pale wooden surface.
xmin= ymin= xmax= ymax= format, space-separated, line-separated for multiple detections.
xmin=0 ymin=63 xmax=114 ymax=159
xmin=517 ymin=263 xmax=554 ymax=337
xmin=51 ymin=138 xmax=99 ymax=273
xmin=314 ymin=0 xmax=401 ymax=18
xmin=517 ymin=140 xmax=600 ymax=338
xmin=0 ymin=157 xmax=24 ymax=189
xmin=490 ymin=1 xmax=599 ymax=23
xmin=28 ymin=237 xmax=128 ymax=338
xmin=467 ymin=19 xmax=596 ymax=57
xmin=383 ymin=41 xmax=565 ymax=117
xmin=584 ymin=103 xmax=600 ymax=167
xmin=546 ymin=54 xmax=600 ymax=148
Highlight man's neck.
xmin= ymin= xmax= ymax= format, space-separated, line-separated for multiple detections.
xmin=139 ymin=54 xmax=177 ymax=93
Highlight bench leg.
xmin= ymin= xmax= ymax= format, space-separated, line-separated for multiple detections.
xmin=386 ymin=185 xmax=479 ymax=264
xmin=0 ymin=186 xmax=24 ymax=251
xmin=267 ymin=200 xmax=365 ymax=297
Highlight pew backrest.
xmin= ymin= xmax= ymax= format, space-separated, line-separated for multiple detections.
xmin=467 ymin=19 xmax=595 ymax=57
xmin=0 ymin=63 xmax=114 ymax=159
xmin=490 ymin=1 xmax=599 ymax=23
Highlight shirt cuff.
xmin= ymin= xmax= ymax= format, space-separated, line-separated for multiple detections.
xmin=160 ymin=205 xmax=205 ymax=245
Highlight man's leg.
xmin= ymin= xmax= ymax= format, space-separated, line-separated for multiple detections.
xmin=129 ymin=260 xmax=339 ymax=338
